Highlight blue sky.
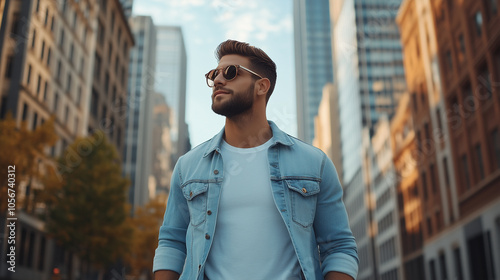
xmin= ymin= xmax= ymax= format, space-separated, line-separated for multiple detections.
xmin=133 ymin=0 xmax=297 ymax=147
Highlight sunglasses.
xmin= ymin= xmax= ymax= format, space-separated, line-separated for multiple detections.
xmin=205 ymin=65 xmax=263 ymax=87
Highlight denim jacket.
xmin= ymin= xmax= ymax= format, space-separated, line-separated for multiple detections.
xmin=153 ymin=121 xmax=359 ymax=280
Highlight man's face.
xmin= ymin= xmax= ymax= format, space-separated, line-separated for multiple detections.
xmin=211 ymin=55 xmax=256 ymax=117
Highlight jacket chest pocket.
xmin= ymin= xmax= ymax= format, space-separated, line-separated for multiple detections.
xmin=182 ymin=182 xmax=209 ymax=226
xmin=285 ymin=179 xmax=320 ymax=227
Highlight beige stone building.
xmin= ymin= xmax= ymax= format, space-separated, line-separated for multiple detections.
xmin=0 ymin=0 xmax=133 ymax=279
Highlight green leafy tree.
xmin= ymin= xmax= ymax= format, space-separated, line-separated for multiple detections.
xmin=0 ymin=114 xmax=58 ymax=213
xmin=43 ymin=132 xmax=133 ymax=276
xmin=125 ymin=194 xmax=168 ymax=279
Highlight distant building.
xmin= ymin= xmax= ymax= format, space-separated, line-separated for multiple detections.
xmin=312 ymin=83 xmax=343 ymax=183
xmin=369 ymin=115 xmax=404 ymax=280
xmin=151 ymin=92 xmax=173 ymax=195
xmin=118 ymin=0 xmax=133 ymax=18
xmin=397 ymin=0 xmax=500 ymax=279
xmin=155 ymin=26 xmax=190 ymax=163
xmin=122 ymin=15 xmax=156 ymax=212
xmin=329 ymin=0 xmax=406 ymax=185
xmin=293 ymin=0 xmax=334 ymax=144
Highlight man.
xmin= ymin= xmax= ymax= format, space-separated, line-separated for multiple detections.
xmin=153 ymin=40 xmax=358 ymax=280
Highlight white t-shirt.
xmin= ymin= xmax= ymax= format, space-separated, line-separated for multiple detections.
xmin=204 ymin=138 xmax=302 ymax=280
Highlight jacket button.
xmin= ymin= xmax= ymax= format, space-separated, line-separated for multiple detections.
xmin=207 ymin=210 xmax=212 ymax=215
xmin=189 ymin=191 xmax=193 ymax=197
xmin=198 ymin=264 xmax=201 ymax=270
xmin=301 ymin=188 xmax=307 ymax=193
xmin=205 ymin=234 xmax=210 ymax=240
xmin=214 ymin=169 xmax=219 ymax=175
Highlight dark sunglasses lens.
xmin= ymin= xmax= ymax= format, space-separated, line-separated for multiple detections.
xmin=208 ymin=69 xmax=218 ymax=81
xmin=224 ymin=65 xmax=237 ymax=80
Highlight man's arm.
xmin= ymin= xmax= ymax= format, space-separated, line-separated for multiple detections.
xmin=154 ymin=270 xmax=180 ymax=280
xmin=325 ymin=271 xmax=354 ymax=280
xmin=314 ymin=155 xmax=359 ymax=279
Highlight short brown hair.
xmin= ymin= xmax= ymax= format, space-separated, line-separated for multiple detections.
xmin=215 ymin=40 xmax=277 ymax=102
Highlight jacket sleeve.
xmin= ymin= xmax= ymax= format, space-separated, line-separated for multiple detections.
xmin=153 ymin=157 xmax=190 ymax=274
xmin=314 ymin=154 xmax=359 ymax=279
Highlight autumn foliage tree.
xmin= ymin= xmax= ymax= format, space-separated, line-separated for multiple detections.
xmin=125 ymin=194 xmax=168 ymax=279
xmin=0 ymin=114 xmax=58 ymax=213
xmin=42 ymin=132 xmax=133 ymax=275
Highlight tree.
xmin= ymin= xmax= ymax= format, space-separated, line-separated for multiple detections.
xmin=0 ymin=114 xmax=58 ymax=213
xmin=125 ymin=194 xmax=168 ymax=279
xmin=42 ymin=132 xmax=133 ymax=278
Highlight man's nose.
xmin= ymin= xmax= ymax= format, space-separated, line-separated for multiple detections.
xmin=213 ymin=70 xmax=226 ymax=86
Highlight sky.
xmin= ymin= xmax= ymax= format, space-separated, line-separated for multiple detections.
xmin=133 ymin=0 xmax=297 ymax=147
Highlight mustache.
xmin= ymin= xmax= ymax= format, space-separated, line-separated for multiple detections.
xmin=213 ymin=87 xmax=233 ymax=94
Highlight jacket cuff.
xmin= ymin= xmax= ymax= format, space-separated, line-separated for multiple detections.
xmin=322 ymin=253 xmax=359 ymax=279
xmin=152 ymin=247 xmax=186 ymax=274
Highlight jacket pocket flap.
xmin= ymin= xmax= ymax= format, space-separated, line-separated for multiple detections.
xmin=285 ymin=179 xmax=320 ymax=197
xmin=182 ymin=182 xmax=208 ymax=201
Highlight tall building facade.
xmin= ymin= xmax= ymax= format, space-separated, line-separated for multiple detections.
xmin=123 ymin=15 xmax=156 ymax=212
xmin=397 ymin=0 xmax=500 ymax=279
xmin=0 ymin=0 xmax=133 ymax=279
xmin=151 ymin=92 xmax=173 ymax=194
xmin=313 ymin=83 xmax=343 ymax=184
xmin=330 ymin=0 xmax=406 ymax=185
xmin=294 ymin=0 xmax=334 ymax=144
xmin=155 ymin=25 xmax=190 ymax=163
xmin=369 ymin=115 xmax=404 ymax=280
xmin=90 ymin=0 xmax=135 ymax=159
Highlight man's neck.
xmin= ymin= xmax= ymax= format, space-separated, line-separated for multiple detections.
xmin=223 ymin=114 xmax=272 ymax=148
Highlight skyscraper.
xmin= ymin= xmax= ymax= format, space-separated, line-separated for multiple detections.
xmin=123 ymin=15 xmax=156 ymax=212
xmin=155 ymin=26 xmax=190 ymax=163
xmin=330 ymin=0 xmax=405 ymax=185
xmin=118 ymin=0 xmax=133 ymax=18
xmin=294 ymin=0 xmax=334 ymax=144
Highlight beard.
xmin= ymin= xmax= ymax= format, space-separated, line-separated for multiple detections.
xmin=211 ymin=83 xmax=254 ymax=117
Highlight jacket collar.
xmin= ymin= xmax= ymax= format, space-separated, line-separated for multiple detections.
xmin=203 ymin=120 xmax=294 ymax=157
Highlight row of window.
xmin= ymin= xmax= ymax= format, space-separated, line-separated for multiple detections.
xmin=379 ymin=237 xmax=397 ymax=264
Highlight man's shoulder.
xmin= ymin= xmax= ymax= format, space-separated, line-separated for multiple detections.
xmin=286 ymin=134 xmax=327 ymax=159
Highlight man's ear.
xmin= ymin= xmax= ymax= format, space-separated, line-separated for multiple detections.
xmin=256 ymin=78 xmax=271 ymax=97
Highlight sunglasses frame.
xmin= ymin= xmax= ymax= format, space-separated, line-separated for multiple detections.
xmin=205 ymin=65 xmax=263 ymax=87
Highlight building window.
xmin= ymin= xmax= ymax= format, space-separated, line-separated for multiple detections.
xmin=57 ymin=60 xmax=62 ymax=81
xmin=111 ymin=11 xmax=115 ymax=31
xmin=458 ymin=34 xmax=466 ymax=59
xmin=77 ymin=86 xmax=82 ymax=106
xmin=59 ymin=29 xmax=65 ymax=50
xmin=421 ymin=171 xmax=428 ymax=199
xmin=40 ymin=40 xmax=45 ymax=60
xmin=492 ymin=129 xmax=500 ymax=169
xmin=50 ymin=16 xmax=55 ymax=32
xmin=462 ymin=155 xmax=471 ymax=190
xmin=488 ymin=0 xmax=498 ymax=14
xmin=430 ymin=164 xmax=438 ymax=194
xmin=453 ymin=247 xmax=464 ymax=280
xmin=62 ymin=0 xmax=68 ymax=13
xmin=36 ymin=75 xmax=42 ymax=96
xmin=443 ymin=157 xmax=451 ymax=187
xmin=91 ymin=89 xmax=99 ymax=117
xmin=64 ymin=105 xmax=69 ymax=124
xmin=474 ymin=11 xmax=483 ymax=37
xmin=26 ymin=64 xmax=32 ymax=84
xmin=69 ymin=43 xmax=74 ymax=64
xmin=105 ymin=72 xmax=110 ymax=93
xmin=47 ymin=47 xmax=51 ymax=66
xmin=44 ymin=8 xmax=49 ymax=26
xmin=0 ymin=97 xmax=7 ymax=119
xmin=475 ymin=144 xmax=485 ymax=180
xmin=94 ymin=54 xmax=101 ymax=81
xmin=36 ymin=0 xmax=40 ymax=12
xmin=429 ymin=259 xmax=437 ymax=280
xmin=32 ymin=112 xmax=38 ymax=130
xmin=436 ymin=108 xmax=443 ymax=138
xmin=439 ymin=252 xmax=449 ymax=280
xmin=38 ymin=236 xmax=46 ymax=271
xmin=22 ymin=103 xmax=28 ymax=121
xmin=43 ymin=81 xmax=48 ymax=101
xmin=66 ymin=74 xmax=72 ymax=93
xmin=478 ymin=67 xmax=492 ymax=99
xmin=53 ymin=93 xmax=59 ymax=112
xmin=74 ymin=117 xmax=79 ymax=134
xmin=72 ymin=11 xmax=77 ymax=29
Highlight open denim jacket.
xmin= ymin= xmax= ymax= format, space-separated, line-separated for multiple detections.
xmin=153 ymin=121 xmax=359 ymax=280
